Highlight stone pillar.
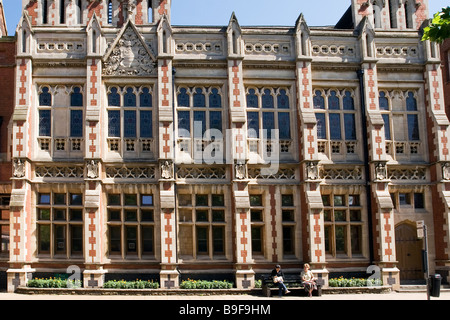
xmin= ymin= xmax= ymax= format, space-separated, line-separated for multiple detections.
xmin=294 ymin=16 xmax=329 ymax=286
xmin=157 ymin=17 xmax=178 ymax=287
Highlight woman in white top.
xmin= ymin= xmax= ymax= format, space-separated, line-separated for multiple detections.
xmin=300 ymin=263 xmax=316 ymax=297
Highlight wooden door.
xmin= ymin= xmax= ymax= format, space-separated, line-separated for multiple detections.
xmin=395 ymin=223 xmax=424 ymax=281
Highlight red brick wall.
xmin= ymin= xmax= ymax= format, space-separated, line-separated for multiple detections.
xmin=0 ymin=39 xmax=15 ymax=182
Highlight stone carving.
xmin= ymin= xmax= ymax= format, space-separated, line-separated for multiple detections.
xmin=103 ymin=25 xmax=156 ymax=76
xmin=13 ymin=159 xmax=25 ymax=178
xmin=235 ymin=162 xmax=247 ymax=180
xmin=161 ymin=160 xmax=174 ymax=180
xmin=443 ymin=163 xmax=450 ymax=181
xmin=86 ymin=160 xmax=99 ymax=179
xmin=306 ymin=161 xmax=320 ymax=180
xmin=374 ymin=162 xmax=387 ymax=181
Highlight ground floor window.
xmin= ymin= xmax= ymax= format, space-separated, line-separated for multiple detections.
xmin=36 ymin=192 xmax=83 ymax=257
xmin=107 ymin=192 xmax=155 ymax=259
xmin=177 ymin=192 xmax=226 ymax=259
xmin=250 ymin=194 xmax=265 ymax=257
xmin=322 ymin=193 xmax=363 ymax=258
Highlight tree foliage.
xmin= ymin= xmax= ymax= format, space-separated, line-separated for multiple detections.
xmin=422 ymin=6 xmax=450 ymax=43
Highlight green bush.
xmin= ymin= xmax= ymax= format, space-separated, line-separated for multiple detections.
xmin=103 ymin=279 xmax=159 ymax=289
xmin=179 ymin=279 xmax=233 ymax=289
xmin=328 ymin=276 xmax=382 ymax=287
xmin=27 ymin=277 xmax=82 ymax=288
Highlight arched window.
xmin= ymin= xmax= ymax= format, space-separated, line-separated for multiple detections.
xmin=261 ymin=89 xmax=274 ymax=109
xmin=246 ymin=89 xmax=258 ymax=108
xmin=177 ymin=88 xmax=190 ymax=107
xmin=193 ymin=88 xmax=205 ymax=107
xmin=343 ymin=91 xmax=354 ymax=110
xmin=70 ymin=87 xmax=83 ymax=107
xmin=209 ymin=88 xmax=222 ymax=108
xmin=328 ymin=90 xmax=340 ymax=110
xmin=140 ymin=88 xmax=152 ymax=107
xmin=406 ymin=91 xmax=417 ymax=111
xmin=39 ymin=87 xmax=52 ymax=106
xmin=313 ymin=90 xmax=325 ymax=109
xmin=108 ymin=87 xmax=120 ymax=106
xmin=124 ymin=87 xmax=136 ymax=107
xmin=277 ymin=89 xmax=290 ymax=109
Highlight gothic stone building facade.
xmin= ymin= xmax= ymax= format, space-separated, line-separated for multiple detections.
xmin=6 ymin=0 xmax=449 ymax=292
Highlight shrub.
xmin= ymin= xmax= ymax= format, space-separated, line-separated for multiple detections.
xmin=27 ymin=277 xmax=82 ymax=288
xmin=103 ymin=279 xmax=160 ymax=289
xmin=328 ymin=276 xmax=383 ymax=287
xmin=179 ymin=279 xmax=233 ymax=289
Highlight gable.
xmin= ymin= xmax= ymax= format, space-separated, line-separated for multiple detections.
xmin=103 ymin=21 xmax=156 ymax=76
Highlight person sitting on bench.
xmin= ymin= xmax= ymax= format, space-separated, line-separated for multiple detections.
xmin=271 ymin=264 xmax=291 ymax=297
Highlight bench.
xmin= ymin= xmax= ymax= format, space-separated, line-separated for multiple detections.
xmin=260 ymin=274 xmax=322 ymax=297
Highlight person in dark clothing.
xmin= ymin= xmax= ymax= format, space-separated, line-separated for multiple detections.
xmin=271 ymin=265 xmax=291 ymax=297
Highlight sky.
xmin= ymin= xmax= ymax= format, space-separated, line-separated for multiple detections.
xmin=2 ymin=0 xmax=449 ymax=36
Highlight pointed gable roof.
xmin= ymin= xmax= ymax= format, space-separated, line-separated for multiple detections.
xmin=102 ymin=19 xmax=156 ymax=76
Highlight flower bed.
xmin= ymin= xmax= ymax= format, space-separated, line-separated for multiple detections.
xmin=27 ymin=277 xmax=82 ymax=289
xmin=179 ymin=279 xmax=233 ymax=289
xmin=328 ymin=276 xmax=383 ymax=287
xmin=103 ymin=279 xmax=159 ymax=289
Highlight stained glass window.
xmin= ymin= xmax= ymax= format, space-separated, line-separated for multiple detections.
xmin=178 ymin=88 xmax=190 ymax=107
xmin=140 ymin=88 xmax=152 ymax=107
xmin=70 ymin=87 xmax=83 ymax=107
xmin=278 ymin=89 xmax=290 ymax=109
xmin=262 ymin=89 xmax=274 ymax=109
xmin=313 ymin=90 xmax=325 ymax=109
xmin=178 ymin=111 xmax=190 ymax=137
xmin=328 ymin=90 xmax=340 ymax=110
xmin=39 ymin=110 xmax=51 ymax=136
xmin=193 ymin=88 xmax=206 ymax=107
xmin=379 ymin=92 xmax=389 ymax=110
xmin=209 ymin=111 xmax=222 ymax=133
xmin=407 ymin=114 xmax=419 ymax=140
xmin=247 ymin=112 xmax=259 ymax=138
xmin=124 ymin=111 xmax=137 ymax=138
xmin=343 ymin=91 xmax=354 ymax=110
xmin=406 ymin=91 xmax=417 ymax=111
xmin=140 ymin=110 xmax=152 ymax=138
xmin=315 ymin=113 xmax=326 ymax=139
xmin=382 ymin=114 xmax=391 ymax=140
xmin=108 ymin=87 xmax=120 ymax=106
xmin=344 ymin=114 xmax=356 ymax=140
xmin=108 ymin=110 xmax=120 ymax=137
xmin=70 ymin=110 xmax=83 ymax=137
xmin=278 ymin=113 xmax=291 ymax=140
xmin=246 ymin=89 xmax=258 ymax=108
xmin=263 ymin=112 xmax=275 ymax=139
xmin=124 ymin=87 xmax=136 ymax=107
xmin=329 ymin=113 xmax=341 ymax=140
xmin=39 ymin=87 xmax=52 ymax=106
xmin=193 ymin=111 xmax=206 ymax=137
xmin=209 ymin=88 xmax=222 ymax=108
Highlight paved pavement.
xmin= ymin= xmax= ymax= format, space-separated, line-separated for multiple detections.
xmin=0 ymin=290 xmax=448 ymax=300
